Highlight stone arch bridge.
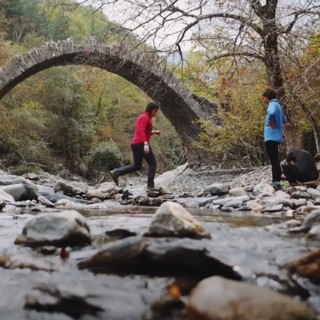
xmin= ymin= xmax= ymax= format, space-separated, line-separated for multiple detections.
xmin=0 ymin=38 xmax=220 ymax=166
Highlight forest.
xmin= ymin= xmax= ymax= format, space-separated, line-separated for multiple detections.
xmin=0 ymin=0 xmax=319 ymax=181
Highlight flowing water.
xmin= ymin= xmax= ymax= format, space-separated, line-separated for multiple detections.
xmin=0 ymin=207 xmax=319 ymax=319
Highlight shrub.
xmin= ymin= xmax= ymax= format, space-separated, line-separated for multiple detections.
xmin=86 ymin=141 xmax=124 ymax=179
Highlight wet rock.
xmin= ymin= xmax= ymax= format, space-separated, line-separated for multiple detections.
xmin=186 ymin=276 xmax=317 ymax=320
xmin=261 ymin=203 xmax=283 ymax=213
xmin=211 ymin=196 xmax=250 ymax=207
xmin=221 ymin=198 xmax=246 ymax=209
xmin=78 ymin=236 xmax=241 ymax=281
xmin=292 ymin=190 xmax=312 ymax=199
xmin=286 ymin=248 xmax=320 ymax=282
xmin=134 ymin=195 xmax=164 ymax=206
xmin=86 ymin=182 xmax=119 ymax=200
xmin=15 ymin=210 xmax=91 ymax=247
xmin=284 ymin=209 xmax=295 ymax=218
xmin=0 ymin=200 xmax=6 ymax=211
xmin=0 ymin=267 xmax=169 ymax=320
xmin=105 ymin=228 xmax=137 ymax=239
xmin=0 ymin=253 xmax=59 ymax=272
xmin=246 ymin=199 xmax=263 ymax=212
xmin=291 ymin=198 xmax=308 ymax=208
xmin=144 ymin=201 xmax=211 ymax=239
xmin=307 ymin=188 xmax=320 ymax=199
xmin=21 ymin=181 xmax=39 ymax=200
xmin=176 ymin=196 xmax=218 ymax=208
xmin=25 ymin=283 xmax=104 ymax=318
xmin=0 ymin=175 xmax=26 ymax=186
xmin=253 ymin=183 xmax=274 ymax=196
xmin=183 ymin=201 xmax=199 ymax=209
xmin=203 ymin=183 xmax=229 ymax=196
xmin=0 ymin=183 xmax=26 ymax=201
xmin=274 ymin=189 xmax=291 ymax=199
xmin=0 ymin=189 xmax=14 ymax=202
xmin=37 ymin=195 xmax=55 ymax=207
xmin=288 ymin=209 xmax=320 ymax=233
xmin=147 ymin=293 xmax=186 ymax=320
xmin=23 ymin=172 xmax=39 ymax=181
xmin=54 ymin=180 xmax=88 ymax=197
xmin=306 ymin=225 xmax=320 ymax=240
xmin=228 ymin=187 xmax=247 ymax=197
xmin=265 ymin=219 xmax=302 ymax=232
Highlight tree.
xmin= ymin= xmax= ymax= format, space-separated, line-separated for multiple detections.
xmin=81 ymin=0 xmax=320 ymax=152
xmin=37 ymin=67 xmax=95 ymax=172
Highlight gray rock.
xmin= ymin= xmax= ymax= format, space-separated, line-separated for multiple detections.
xmin=307 ymin=187 xmax=320 ymax=199
xmin=0 ymin=175 xmax=26 ymax=186
xmin=78 ymin=236 xmax=241 ymax=281
xmin=15 ymin=210 xmax=91 ymax=247
xmin=0 ymin=183 xmax=25 ymax=201
xmin=203 ymin=183 xmax=229 ymax=196
xmin=0 ymin=189 xmax=15 ymax=202
xmin=186 ymin=276 xmax=317 ymax=320
xmin=145 ymin=201 xmax=211 ymax=239
xmin=176 ymin=196 xmax=218 ymax=208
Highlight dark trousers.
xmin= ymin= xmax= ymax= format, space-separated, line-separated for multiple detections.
xmin=265 ymin=140 xmax=282 ymax=182
xmin=115 ymin=143 xmax=157 ymax=187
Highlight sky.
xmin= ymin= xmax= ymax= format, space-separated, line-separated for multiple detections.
xmin=88 ymin=0 xmax=199 ymax=51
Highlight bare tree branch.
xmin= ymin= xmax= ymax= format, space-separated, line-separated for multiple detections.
xmin=208 ymin=51 xmax=265 ymax=63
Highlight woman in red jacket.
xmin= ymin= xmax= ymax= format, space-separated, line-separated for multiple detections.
xmin=110 ymin=102 xmax=161 ymax=192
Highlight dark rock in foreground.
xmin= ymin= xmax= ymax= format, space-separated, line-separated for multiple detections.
xmin=78 ymin=236 xmax=241 ymax=281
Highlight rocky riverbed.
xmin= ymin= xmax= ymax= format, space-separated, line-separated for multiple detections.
xmin=0 ymin=164 xmax=320 ymax=320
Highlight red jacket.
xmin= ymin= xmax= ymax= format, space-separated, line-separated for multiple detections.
xmin=131 ymin=111 xmax=153 ymax=144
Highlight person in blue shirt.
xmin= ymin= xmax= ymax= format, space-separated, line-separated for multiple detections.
xmin=263 ymin=88 xmax=286 ymax=190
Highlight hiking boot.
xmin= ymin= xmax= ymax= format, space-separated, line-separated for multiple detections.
xmin=146 ymin=186 xmax=160 ymax=197
xmin=271 ymin=181 xmax=282 ymax=191
xmin=109 ymin=170 xmax=119 ymax=186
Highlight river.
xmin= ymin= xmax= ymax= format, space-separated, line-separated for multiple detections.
xmin=0 ymin=206 xmax=319 ymax=319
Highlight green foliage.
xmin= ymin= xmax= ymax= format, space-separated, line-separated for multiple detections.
xmin=0 ymin=0 xmax=48 ymax=43
xmin=86 ymin=141 xmax=124 ymax=179
xmin=35 ymin=67 xmax=95 ymax=172
xmin=0 ymin=0 xmax=186 ymax=175
xmin=9 ymin=165 xmax=44 ymax=176
xmin=0 ymin=103 xmax=50 ymax=168
xmin=193 ymin=63 xmax=269 ymax=167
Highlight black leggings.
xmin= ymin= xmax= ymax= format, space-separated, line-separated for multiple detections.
xmin=115 ymin=143 xmax=157 ymax=187
xmin=265 ymin=141 xmax=282 ymax=182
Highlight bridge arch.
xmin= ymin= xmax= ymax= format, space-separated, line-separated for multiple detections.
xmin=0 ymin=38 xmax=220 ymax=165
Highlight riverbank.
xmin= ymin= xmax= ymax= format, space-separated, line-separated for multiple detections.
xmin=0 ymin=164 xmax=320 ymax=319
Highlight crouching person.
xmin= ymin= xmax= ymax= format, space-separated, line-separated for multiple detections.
xmin=281 ymin=149 xmax=319 ymax=186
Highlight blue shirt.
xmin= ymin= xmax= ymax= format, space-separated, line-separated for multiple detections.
xmin=264 ymin=99 xmax=286 ymax=143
